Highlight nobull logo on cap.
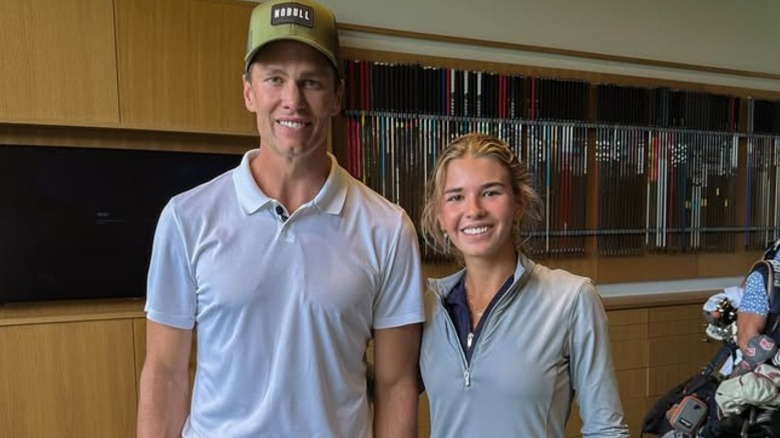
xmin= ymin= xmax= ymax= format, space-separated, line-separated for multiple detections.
xmin=271 ymin=3 xmax=314 ymax=28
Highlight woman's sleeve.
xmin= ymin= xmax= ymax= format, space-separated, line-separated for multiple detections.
xmin=569 ymin=281 xmax=630 ymax=438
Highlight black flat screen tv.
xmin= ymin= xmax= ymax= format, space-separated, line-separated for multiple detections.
xmin=0 ymin=145 xmax=241 ymax=304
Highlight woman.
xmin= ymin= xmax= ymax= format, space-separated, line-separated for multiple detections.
xmin=419 ymin=133 xmax=628 ymax=437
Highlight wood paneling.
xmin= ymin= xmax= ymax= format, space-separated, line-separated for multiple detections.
xmin=0 ymin=287 xmax=735 ymax=437
xmin=609 ymin=309 xmax=650 ymax=325
xmin=0 ymin=124 xmax=253 ymax=155
xmin=621 ymin=397 xmax=651 ymax=438
xmin=565 ymin=404 xmax=582 ymax=437
xmin=424 ymin=247 xmax=762 ymax=292
xmin=0 ymin=0 xmax=119 ymax=126
xmin=133 ymin=318 xmax=146 ymax=390
xmin=697 ymin=251 xmax=761 ymax=278
xmin=417 ymin=393 xmax=431 ymax=438
xmin=0 ymin=298 xmax=143 ymax=327
xmin=341 ymin=47 xmax=780 ymax=100
xmin=0 ymin=320 xmax=137 ymax=438
xmin=115 ymin=0 xmax=256 ymax=134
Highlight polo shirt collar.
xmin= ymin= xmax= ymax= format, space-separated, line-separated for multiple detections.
xmin=232 ymin=149 xmax=347 ymax=216
xmin=312 ymin=153 xmax=348 ymax=216
xmin=428 ymin=251 xmax=536 ymax=299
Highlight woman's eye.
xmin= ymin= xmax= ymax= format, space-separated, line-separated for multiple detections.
xmin=445 ymin=194 xmax=462 ymax=202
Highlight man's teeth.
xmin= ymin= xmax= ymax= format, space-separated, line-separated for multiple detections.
xmin=278 ymin=120 xmax=306 ymax=128
xmin=463 ymin=226 xmax=489 ymax=235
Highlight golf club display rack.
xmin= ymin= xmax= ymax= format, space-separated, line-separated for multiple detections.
xmin=336 ymin=54 xmax=780 ymax=265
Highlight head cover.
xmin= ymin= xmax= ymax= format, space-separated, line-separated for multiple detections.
xmin=245 ymin=0 xmax=340 ymax=75
xmin=764 ymin=237 xmax=780 ymax=260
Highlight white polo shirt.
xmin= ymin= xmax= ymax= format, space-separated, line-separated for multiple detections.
xmin=145 ymin=150 xmax=424 ymax=438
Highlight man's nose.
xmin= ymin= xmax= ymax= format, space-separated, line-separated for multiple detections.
xmin=281 ymin=82 xmax=305 ymax=109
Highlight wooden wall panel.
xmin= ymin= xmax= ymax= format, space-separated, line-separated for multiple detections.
xmin=608 ymin=308 xmax=649 ymax=330
xmin=115 ymin=0 xmax=256 ymax=134
xmin=646 ymin=305 xmax=724 ymax=411
xmin=0 ymin=124 xmax=253 ymax=155
xmin=341 ymin=47 xmax=780 ymax=100
xmin=621 ymin=397 xmax=651 ymax=438
xmin=616 ymin=368 xmax=648 ymax=403
xmin=612 ymin=337 xmax=650 ymax=371
xmin=609 ymin=308 xmax=651 ymax=437
xmin=0 ymin=289 xmax=729 ymax=437
xmin=0 ymin=320 xmax=137 ymax=438
xmin=133 ymin=318 xmax=146 ymax=390
xmin=565 ymin=404 xmax=582 ymax=437
xmin=597 ymin=254 xmax=701 ymax=283
xmin=417 ymin=393 xmax=431 ymax=438
xmin=697 ymin=251 xmax=760 ymax=278
xmin=0 ymin=0 xmax=119 ymax=126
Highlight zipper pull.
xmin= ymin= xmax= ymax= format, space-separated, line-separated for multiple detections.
xmin=464 ymin=369 xmax=471 ymax=387
xmin=467 ymin=332 xmax=474 ymax=349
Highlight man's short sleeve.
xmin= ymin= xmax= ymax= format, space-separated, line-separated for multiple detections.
xmin=144 ymin=201 xmax=198 ymax=329
xmin=373 ymin=211 xmax=425 ymax=329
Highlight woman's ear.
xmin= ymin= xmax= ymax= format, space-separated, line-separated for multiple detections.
xmin=436 ymin=212 xmax=445 ymax=235
xmin=514 ymin=198 xmax=525 ymax=223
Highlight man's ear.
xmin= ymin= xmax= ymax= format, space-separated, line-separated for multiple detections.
xmin=330 ymin=79 xmax=345 ymax=116
xmin=243 ymin=73 xmax=256 ymax=113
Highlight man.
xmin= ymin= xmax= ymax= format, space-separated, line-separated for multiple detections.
xmin=136 ymin=0 xmax=424 ymax=436
xmin=737 ymin=239 xmax=780 ymax=351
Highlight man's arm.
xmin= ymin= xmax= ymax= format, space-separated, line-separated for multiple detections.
xmin=137 ymin=320 xmax=193 ymax=438
xmin=372 ymin=323 xmax=421 ymax=438
xmin=737 ymin=311 xmax=768 ymax=351
xmin=736 ymin=269 xmax=771 ymax=351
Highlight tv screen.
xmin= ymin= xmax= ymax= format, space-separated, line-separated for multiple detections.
xmin=0 ymin=145 xmax=241 ymax=303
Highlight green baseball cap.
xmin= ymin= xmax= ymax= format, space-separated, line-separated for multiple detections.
xmin=245 ymin=0 xmax=340 ymax=75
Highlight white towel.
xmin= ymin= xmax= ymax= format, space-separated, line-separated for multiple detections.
xmin=716 ymin=371 xmax=780 ymax=415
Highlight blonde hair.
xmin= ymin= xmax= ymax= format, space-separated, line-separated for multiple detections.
xmin=420 ymin=132 xmax=543 ymax=261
